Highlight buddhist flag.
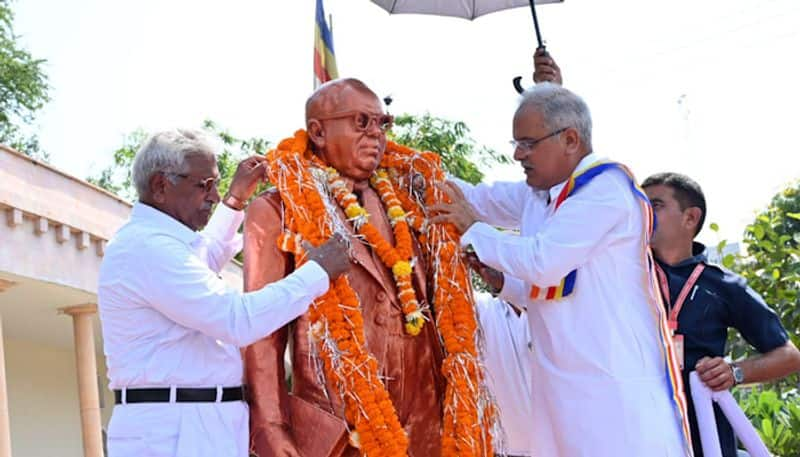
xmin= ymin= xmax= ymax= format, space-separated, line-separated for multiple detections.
xmin=314 ymin=0 xmax=338 ymax=88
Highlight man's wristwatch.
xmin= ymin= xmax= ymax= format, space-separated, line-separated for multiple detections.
xmin=222 ymin=193 xmax=247 ymax=211
xmin=731 ymin=363 xmax=745 ymax=386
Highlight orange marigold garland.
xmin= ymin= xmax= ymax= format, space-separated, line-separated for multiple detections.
xmin=268 ymin=130 xmax=407 ymax=457
xmin=381 ymin=141 xmax=497 ymax=457
xmin=266 ymin=130 xmax=496 ymax=457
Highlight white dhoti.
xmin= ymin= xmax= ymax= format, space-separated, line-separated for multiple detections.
xmin=529 ymin=369 xmax=686 ymax=457
xmin=107 ymin=402 xmax=249 ymax=457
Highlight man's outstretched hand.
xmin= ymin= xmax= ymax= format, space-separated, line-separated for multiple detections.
xmin=429 ymin=181 xmax=480 ymax=235
xmin=227 ymin=156 xmax=268 ymax=202
xmin=464 ymin=251 xmax=504 ymax=294
xmin=304 ymin=233 xmax=350 ymax=280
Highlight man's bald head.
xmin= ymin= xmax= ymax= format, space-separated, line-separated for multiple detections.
xmin=305 ymin=78 xmax=380 ymax=122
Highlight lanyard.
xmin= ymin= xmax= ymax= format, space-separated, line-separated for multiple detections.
xmin=655 ymin=263 xmax=705 ymax=332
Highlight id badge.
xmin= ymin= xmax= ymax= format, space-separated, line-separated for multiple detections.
xmin=672 ymin=333 xmax=685 ymax=370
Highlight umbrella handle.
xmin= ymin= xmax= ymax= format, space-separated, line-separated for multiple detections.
xmin=512 ymin=77 xmax=525 ymax=94
xmin=513 ymin=44 xmax=550 ymax=93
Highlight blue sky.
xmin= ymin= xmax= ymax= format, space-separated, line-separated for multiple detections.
xmin=12 ymin=0 xmax=800 ymax=244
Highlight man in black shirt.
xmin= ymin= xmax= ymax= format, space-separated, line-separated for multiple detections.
xmin=642 ymin=172 xmax=800 ymax=457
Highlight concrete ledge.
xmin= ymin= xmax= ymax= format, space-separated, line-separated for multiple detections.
xmin=0 ymin=145 xmax=131 ymax=241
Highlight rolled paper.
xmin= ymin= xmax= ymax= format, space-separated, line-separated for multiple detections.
xmin=689 ymin=371 xmax=771 ymax=457
xmin=711 ymin=388 xmax=771 ymax=457
xmin=689 ymin=372 xmax=722 ymax=457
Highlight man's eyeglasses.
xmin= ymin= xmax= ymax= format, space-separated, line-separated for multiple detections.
xmin=166 ymin=173 xmax=220 ymax=193
xmin=509 ymin=127 xmax=568 ymax=152
xmin=315 ymin=111 xmax=394 ymax=132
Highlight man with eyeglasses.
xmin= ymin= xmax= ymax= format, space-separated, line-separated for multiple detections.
xmin=98 ymin=129 xmax=350 ymax=457
xmin=243 ymin=78 xmax=445 ymax=457
xmin=430 ymin=84 xmax=693 ymax=456
xmin=537 ymin=50 xmax=800 ymax=455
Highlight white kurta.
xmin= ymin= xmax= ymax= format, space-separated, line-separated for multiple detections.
xmin=99 ymin=202 xmax=330 ymax=457
xmin=475 ymin=293 xmax=533 ymax=456
xmin=459 ymin=153 xmax=688 ymax=457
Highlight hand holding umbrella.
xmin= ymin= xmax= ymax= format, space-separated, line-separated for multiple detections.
xmin=532 ymin=47 xmax=562 ymax=85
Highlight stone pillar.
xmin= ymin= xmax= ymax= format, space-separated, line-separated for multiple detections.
xmin=59 ymin=305 xmax=103 ymax=457
xmin=0 ymin=314 xmax=12 ymax=457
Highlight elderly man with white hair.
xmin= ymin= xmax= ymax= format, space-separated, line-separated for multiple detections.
xmin=98 ymin=129 xmax=350 ymax=457
xmin=432 ymin=84 xmax=694 ymax=456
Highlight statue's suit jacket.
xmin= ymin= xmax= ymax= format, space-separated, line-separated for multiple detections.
xmin=243 ymin=186 xmax=445 ymax=457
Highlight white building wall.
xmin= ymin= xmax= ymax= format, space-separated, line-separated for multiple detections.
xmin=4 ymin=337 xmax=114 ymax=457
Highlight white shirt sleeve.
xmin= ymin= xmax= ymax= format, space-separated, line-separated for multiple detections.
xmin=474 ymin=292 xmax=494 ymax=327
xmin=453 ymin=178 xmax=530 ymax=230
xmin=498 ymin=274 xmax=530 ymax=310
xmin=461 ymin=171 xmax=632 ymax=287
xmin=136 ymin=234 xmax=329 ymax=347
xmin=199 ymin=203 xmax=245 ymax=273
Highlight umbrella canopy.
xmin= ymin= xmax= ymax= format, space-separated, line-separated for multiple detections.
xmin=370 ymin=0 xmax=564 ymax=92
xmin=370 ymin=0 xmax=561 ymax=20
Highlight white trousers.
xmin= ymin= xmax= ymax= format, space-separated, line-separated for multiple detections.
xmin=107 ymin=401 xmax=249 ymax=457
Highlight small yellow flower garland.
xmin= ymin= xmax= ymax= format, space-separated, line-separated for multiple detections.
xmin=317 ymin=162 xmax=426 ymax=335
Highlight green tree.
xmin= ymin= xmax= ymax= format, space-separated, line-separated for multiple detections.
xmin=733 ymin=180 xmax=800 ymax=348
xmin=719 ymin=179 xmax=800 ymax=395
xmin=88 ymin=120 xmax=271 ymax=202
xmin=87 ymin=129 xmax=147 ymax=201
xmin=735 ymin=387 xmax=800 ymax=457
xmin=388 ymin=113 xmax=511 ymax=184
xmin=705 ymin=181 xmax=800 ymax=455
xmin=0 ymin=0 xmax=49 ymax=159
